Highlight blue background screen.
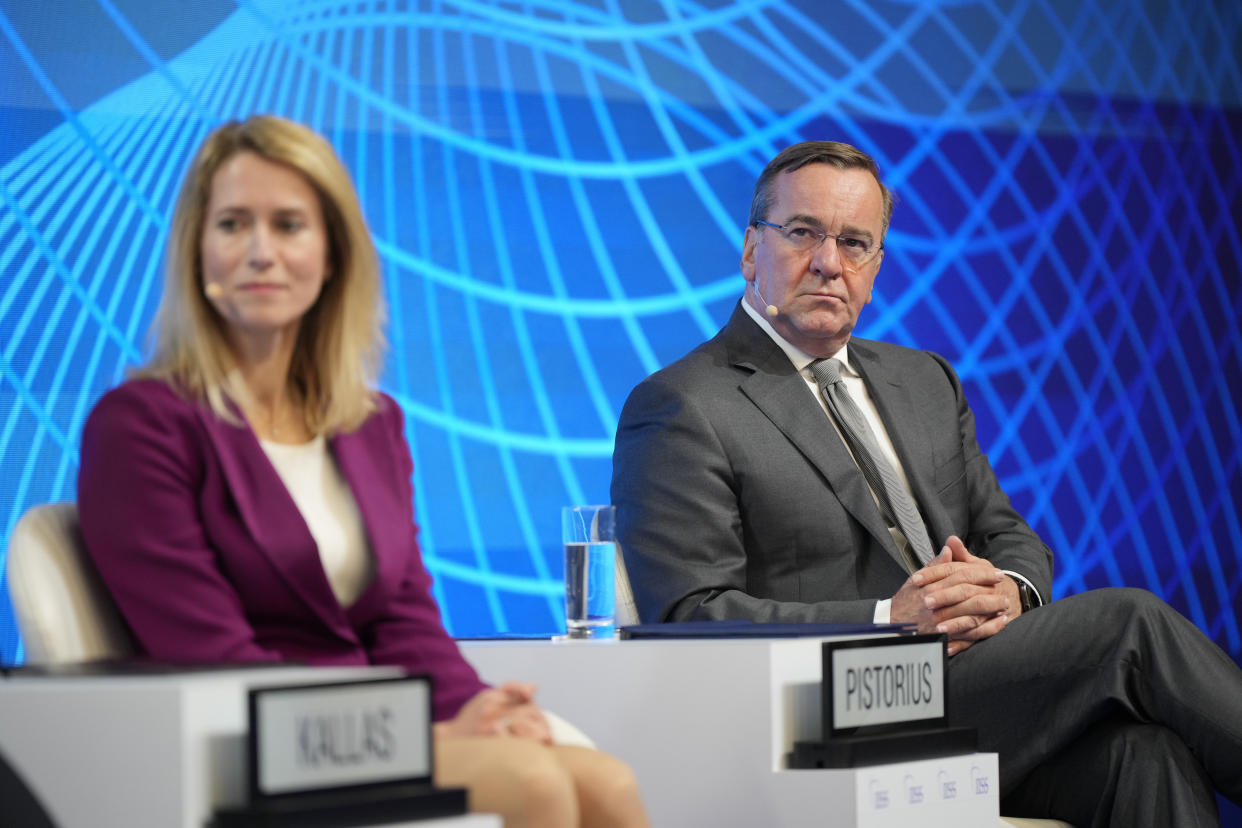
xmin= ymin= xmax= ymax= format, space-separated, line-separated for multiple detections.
xmin=1 ymin=1 xmax=1239 ymax=665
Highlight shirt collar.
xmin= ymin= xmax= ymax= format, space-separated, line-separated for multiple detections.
xmin=740 ymin=296 xmax=855 ymax=378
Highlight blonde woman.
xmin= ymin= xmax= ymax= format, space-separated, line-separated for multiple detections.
xmin=78 ymin=115 xmax=646 ymax=828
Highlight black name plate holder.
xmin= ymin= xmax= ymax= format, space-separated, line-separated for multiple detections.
xmin=211 ymin=675 xmax=466 ymax=828
xmin=788 ymin=634 xmax=977 ymax=769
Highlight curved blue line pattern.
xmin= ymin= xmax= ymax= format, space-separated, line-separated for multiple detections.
xmin=0 ymin=0 xmax=1239 ymax=655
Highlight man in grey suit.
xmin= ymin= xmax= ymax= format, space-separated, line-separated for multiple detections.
xmin=611 ymin=140 xmax=1242 ymax=826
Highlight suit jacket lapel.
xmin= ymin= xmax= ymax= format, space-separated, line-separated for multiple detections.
xmin=720 ymin=307 xmax=908 ymax=572
xmin=196 ymin=406 xmax=356 ymax=639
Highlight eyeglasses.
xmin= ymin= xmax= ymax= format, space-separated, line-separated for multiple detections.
xmin=754 ymin=220 xmax=883 ymax=266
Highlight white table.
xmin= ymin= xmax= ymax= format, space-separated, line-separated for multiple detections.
xmin=461 ymin=636 xmax=1002 ymax=827
xmin=0 ymin=664 xmax=498 ymax=828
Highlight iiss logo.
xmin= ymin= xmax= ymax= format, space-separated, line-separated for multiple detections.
xmin=938 ymin=768 xmax=958 ymax=800
xmin=869 ymin=778 xmax=890 ymax=810
xmin=904 ymin=773 xmax=925 ymax=805
xmin=972 ymin=765 xmax=991 ymax=796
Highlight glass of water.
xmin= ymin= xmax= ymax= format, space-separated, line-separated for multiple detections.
xmin=561 ymin=505 xmax=617 ymax=638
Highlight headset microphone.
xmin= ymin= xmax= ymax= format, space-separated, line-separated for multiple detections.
xmin=752 ymin=283 xmax=779 ymax=317
xmin=204 ymin=282 xmax=223 ymax=300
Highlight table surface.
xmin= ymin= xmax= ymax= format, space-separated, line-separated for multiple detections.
xmin=460 ymin=635 xmax=1003 ymax=827
xmin=0 ymin=665 xmax=499 ymax=828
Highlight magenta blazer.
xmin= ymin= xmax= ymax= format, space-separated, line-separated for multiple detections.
xmin=77 ymin=379 xmax=485 ymax=720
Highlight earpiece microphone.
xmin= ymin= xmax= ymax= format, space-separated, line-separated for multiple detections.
xmin=753 ymin=283 xmax=779 ymax=317
xmin=204 ymin=282 xmax=223 ymax=300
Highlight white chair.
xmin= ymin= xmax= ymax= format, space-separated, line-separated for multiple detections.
xmin=614 ymin=544 xmax=640 ymax=626
xmin=6 ymin=502 xmax=134 ymax=664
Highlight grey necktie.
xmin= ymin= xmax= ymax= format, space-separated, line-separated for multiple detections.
xmin=810 ymin=358 xmax=935 ymax=572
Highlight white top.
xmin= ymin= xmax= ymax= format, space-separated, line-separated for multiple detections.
xmin=260 ymin=435 xmax=375 ymax=607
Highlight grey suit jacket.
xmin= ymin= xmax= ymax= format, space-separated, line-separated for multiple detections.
xmin=611 ymin=301 xmax=1053 ymax=623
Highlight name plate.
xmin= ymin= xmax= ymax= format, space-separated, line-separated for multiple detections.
xmin=249 ymin=676 xmax=432 ymax=798
xmin=824 ymin=635 xmax=947 ymax=735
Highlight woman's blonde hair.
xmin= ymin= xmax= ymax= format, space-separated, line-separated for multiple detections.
xmin=140 ymin=115 xmax=386 ymax=435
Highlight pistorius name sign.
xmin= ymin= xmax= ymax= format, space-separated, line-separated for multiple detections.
xmin=789 ymin=633 xmax=976 ymax=768
xmin=830 ymin=636 xmax=945 ymax=732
